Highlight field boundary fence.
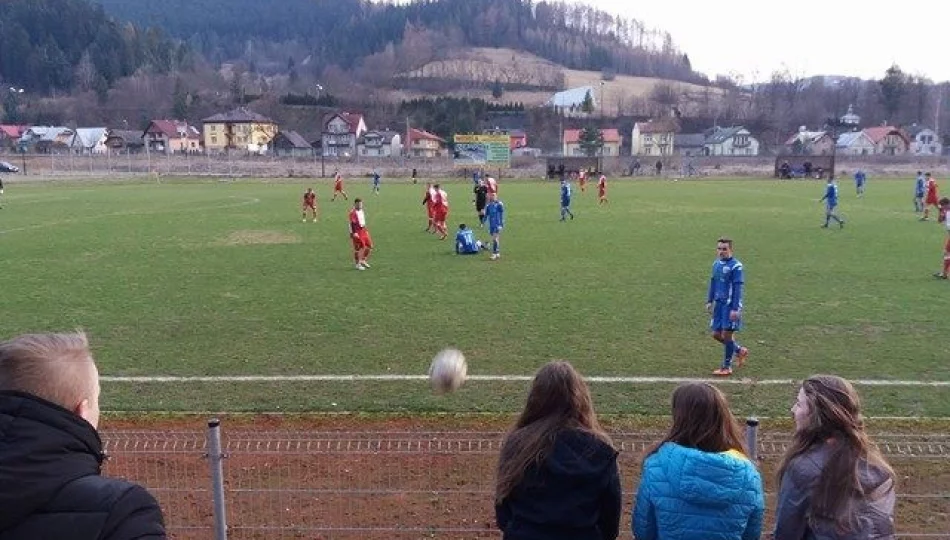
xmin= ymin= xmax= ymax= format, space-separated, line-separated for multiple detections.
xmin=101 ymin=418 xmax=950 ymax=539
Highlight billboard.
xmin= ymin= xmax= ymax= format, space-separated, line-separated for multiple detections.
xmin=453 ymin=134 xmax=511 ymax=168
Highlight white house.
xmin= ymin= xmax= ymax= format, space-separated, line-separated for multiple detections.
xmin=835 ymin=131 xmax=875 ymax=156
xmin=905 ymin=124 xmax=942 ymax=155
xmin=71 ymin=128 xmax=109 ymax=155
xmin=357 ymin=130 xmax=402 ymax=157
xmin=703 ymin=126 xmax=759 ymax=156
xmin=322 ymin=112 xmax=367 ymax=157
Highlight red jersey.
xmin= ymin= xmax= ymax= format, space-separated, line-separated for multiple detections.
xmin=598 ymin=176 xmax=606 ymax=191
xmin=349 ymin=208 xmax=367 ymax=234
xmin=334 ymin=175 xmax=344 ymax=190
xmin=303 ymin=191 xmax=316 ymax=206
xmin=927 ymin=179 xmax=938 ymax=196
xmin=486 ymin=177 xmax=498 ymax=195
xmin=433 ymin=189 xmax=448 ymax=209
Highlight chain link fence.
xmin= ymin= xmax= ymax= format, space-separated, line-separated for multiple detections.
xmin=100 ymin=420 xmax=950 ymax=539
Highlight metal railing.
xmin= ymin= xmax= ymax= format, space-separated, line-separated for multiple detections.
xmin=100 ymin=420 xmax=950 ymax=539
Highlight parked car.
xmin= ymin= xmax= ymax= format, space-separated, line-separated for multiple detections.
xmin=0 ymin=161 xmax=19 ymax=173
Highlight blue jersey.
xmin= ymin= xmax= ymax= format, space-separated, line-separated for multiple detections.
xmin=456 ymin=229 xmax=479 ymax=254
xmin=707 ymin=257 xmax=744 ymax=311
xmin=854 ymin=171 xmax=866 ymax=185
xmin=372 ymin=172 xmax=380 ymax=185
xmin=821 ymin=182 xmax=838 ymax=207
xmin=560 ymin=182 xmax=572 ymax=203
xmin=916 ymin=175 xmax=926 ymax=197
xmin=485 ymin=200 xmax=505 ymax=230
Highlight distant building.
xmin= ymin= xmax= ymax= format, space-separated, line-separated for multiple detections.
xmin=105 ymin=130 xmax=144 ymax=154
xmin=632 ymin=119 xmax=679 ymax=156
xmin=703 ymin=126 xmax=759 ymax=156
xmin=562 ymin=128 xmax=621 ymax=156
xmin=904 ymin=124 xmax=942 ymax=155
xmin=0 ymin=125 xmax=27 ymax=151
xmin=357 ymin=130 xmax=401 ymax=157
xmin=675 ymin=133 xmax=706 ymax=156
xmin=19 ymin=127 xmax=73 ymax=154
xmin=840 ymin=104 xmax=861 ymax=128
xmin=322 ymin=112 xmax=367 ymax=158
xmin=835 ymin=131 xmax=875 ymax=156
xmin=862 ymin=125 xmax=909 ymax=155
xmin=144 ymin=120 xmax=201 ymax=154
xmin=784 ymin=127 xmax=834 ymax=155
xmin=271 ymin=131 xmax=313 ymax=157
xmin=406 ymin=128 xmax=445 ymax=158
xmin=202 ymin=108 xmax=278 ymax=153
xmin=70 ymin=128 xmax=109 ymax=155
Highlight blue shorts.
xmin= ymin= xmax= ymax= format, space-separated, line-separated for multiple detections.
xmin=710 ymin=302 xmax=742 ymax=332
xmin=561 ymin=198 xmax=571 ymax=207
xmin=489 ymin=225 xmax=502 ymax=235
xmin=825 ymin=202 xmax=837 ymax=212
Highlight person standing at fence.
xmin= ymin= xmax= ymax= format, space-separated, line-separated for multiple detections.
xmin=632 ymin=382 xmax=764 ymax=540
xmin=773 ymin=375 xmax=896 ymax=540
xmin=495 ymin=361 xmax=621 ymax=540
xmin=0 ymin=331 xmax=167 ymax=539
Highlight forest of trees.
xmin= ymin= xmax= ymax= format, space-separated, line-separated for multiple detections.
xmin=0 ymin=0 xmax=189 ymax=95
xmin=92 ymin=0 xmax=700 ymax=83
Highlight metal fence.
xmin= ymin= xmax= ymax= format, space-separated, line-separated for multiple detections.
xmin=101 ymin=420 xmax=950 ymax=539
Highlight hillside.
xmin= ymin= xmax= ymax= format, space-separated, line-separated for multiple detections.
xmin=92 ymin=0 xmax=706 ymax=85
xmin=391 ymin=48 xmax=724 ymax=115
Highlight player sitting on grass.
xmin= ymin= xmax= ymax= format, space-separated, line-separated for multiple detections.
xmin=934 ymin=197 xmax=950 ymax=280
xmin=455 ymin=224 xmax=488 ymax=254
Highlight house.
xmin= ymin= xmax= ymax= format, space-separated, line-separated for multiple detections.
xmin=562 ymin=128 xmax=622 ymax=157
xmin=0 ymin=125 xmax=27 ymax=151
xmin=322 ymin=112 xmax=367 ymax=157
xmin=675 ymin=133 xmax=706 ymax=156
xmin=202 ymin=108 xmax=278 ymax=153
xmin=862 ymin=125 xmax=909 ymax=155
xmin=784 ymin=128 xmax=834 ymax=155
xmin=19 ymin=127 xmax=73 ymax=154
xmin=546 ymin=86 xmax=596 ymax=116
xmin=357 ymin=130 xmax=401 ymax=157
xmin=704 ymin=126 xmax=759 ymax=156
xmin=145 ymin=120 xmax=201 ymax=154
xmin=105 ymin=130 xmax=145 ymax=153
xmin=70 ymin=128 xmax=109 ymax=155
xmin=904 ymin=124 xmax=942 ymax=155
xmin=632 ymin=119 xmax=679 ymax=156
xmin=271 ymin=131 xmax=313 ymax=157
xmin=835 ymin=131 xmax=875 ymax=156
xmin=406 ymin=128 xmax=446 ymax=158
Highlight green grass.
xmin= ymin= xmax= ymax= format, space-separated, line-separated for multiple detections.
xmin=1 ymin=176 xmax=947 ymax=416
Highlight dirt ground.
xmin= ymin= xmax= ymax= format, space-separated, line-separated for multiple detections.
xmin=100 ymin=414 xmax=950 ymax=539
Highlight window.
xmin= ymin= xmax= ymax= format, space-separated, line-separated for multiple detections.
xmin=644 ymin=135 xmax=653 ymax=142
xmin=210 ymin=125 xmax=216 ymax=132
xmin=211 ymin=136 xmax=217 ymax=144
xmin=644 ymin=145 xmax=653 ymax=154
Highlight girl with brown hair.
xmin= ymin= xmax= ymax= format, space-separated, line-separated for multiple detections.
xmin=774 ymin=375 xmax=896 ymax=539
xmin=632 ymin=382 xmax=764 ymax=540
xmin=494 ymin=361 xmax=621 ymax=540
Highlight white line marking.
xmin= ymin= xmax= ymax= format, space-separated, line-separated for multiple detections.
xmin=100 ymin=375 xmax=950 ymax=387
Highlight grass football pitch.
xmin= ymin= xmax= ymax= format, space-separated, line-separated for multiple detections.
xmin=0 ymin=176 xmax=947 ymax=417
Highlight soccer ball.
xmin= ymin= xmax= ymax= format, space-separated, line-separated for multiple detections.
xmin=428 ymin=348 xmax=467 ymax=394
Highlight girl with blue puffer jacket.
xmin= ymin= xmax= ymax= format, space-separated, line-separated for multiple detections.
xmin=632 ymin=382 xmax=765 ymax=540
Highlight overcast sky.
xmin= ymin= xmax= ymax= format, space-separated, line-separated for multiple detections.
xmin=581 ymin=0 xmax=945 ymax=82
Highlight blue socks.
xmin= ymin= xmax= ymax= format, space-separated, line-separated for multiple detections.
xmin=492 ymin=240 xmax=499 ymax=254
xmin=723 ymin=340 xmax=736 ymax=368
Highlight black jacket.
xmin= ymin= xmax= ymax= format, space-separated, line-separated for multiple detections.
xmin=0 ymin=391 xmax=166 ymax=540
xmin=496 ymin=429 xmax=622 ymax=540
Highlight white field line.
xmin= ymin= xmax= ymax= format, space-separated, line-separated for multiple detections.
xmin=100 ymin=374 xmax=950 ymax=387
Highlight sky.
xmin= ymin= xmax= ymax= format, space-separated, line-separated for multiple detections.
xmin=580 ymin=0 xmax=946 ymax=83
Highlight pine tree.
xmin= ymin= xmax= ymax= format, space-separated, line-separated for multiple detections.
xmin=581 ymin=90 xmax=595 ymax=114
xmin=579 ymin=125 xmax=604 ymax=156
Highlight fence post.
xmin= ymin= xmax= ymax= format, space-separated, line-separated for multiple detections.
xmin=745 ymin=417 xmax=760 ymax=462
xmin=207 ymin=418 xmax=228 ymax=540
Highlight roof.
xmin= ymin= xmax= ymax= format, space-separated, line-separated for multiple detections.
xmin=563 ymin=128 xmax=622 ymax=144
xmin=836 ymin=131 xmax=871 ymax=148
xmin=785 ymin=130 xmax=827 ymax=146
xmin=107 ymin=129 xmax=144 ymax=143
xmin=324 ymin=112 xmax=365 ymax=132
xmin=862 ymin=126 xmax=908 ymax=145
xmin=359 ymin=130 xmax=400 ymax=144
xmin=0 ymin=125 xmax=27 ymax=139
xmin=274 ymin=130 xmax=311 ymax=148
xmin=547 ymin=86 xmax=595 ymax=108
xmin=149 ymin=120 xmax=200 ymax=139
xmin=675 ymin=133 xmax=706 ymax=148
xmin=72 ymin=127 xmax=108 ymax=148
xmin=408 ymin=127 xmax=445 ymax=143
xmin=635 ymin=118 xmax=680 ymax=134
xmin=903 ymin=124 xmax=933 ymax=137
xmin=202 ymin=107 xmax=275 ymax=124
xmin=704 ymin=126 xmax=745 ymax=144
xmin=20 ymin=127 xmax=71 ymax=143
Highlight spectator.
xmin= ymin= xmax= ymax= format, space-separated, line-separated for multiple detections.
xmin=633 ymin=382 xmax=764 ymax=540
xmin=495 ymin=361 xmax=621 ymax=540
xmin=0 ymin=332 xmax=166 ymax=539
xmin=773 ymin=375 xmax=896 ymax=540
xmin=655 ymin=160 xmax=663 ymax=176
